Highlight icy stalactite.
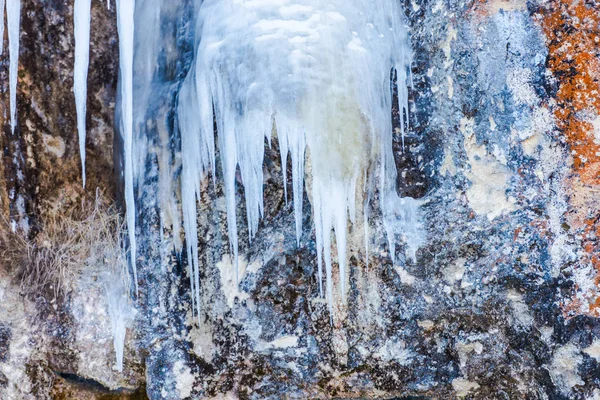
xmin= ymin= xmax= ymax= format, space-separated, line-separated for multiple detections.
xmin=116 ymin=0 xmax=138 ymax=293
xmin=0 ymin=0 xmax=5 ymax=56
xmin=179 ymin=0 xmax=414 ymax=315
xmin=7 ymin=0 xmax=20 ymax=134
xmin=104 ymin=272 xmax=137 ymax=372
xmin=74 ymin=0 xmax=92 ymax=187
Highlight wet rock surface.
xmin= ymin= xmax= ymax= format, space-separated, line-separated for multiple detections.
xmin=2 ymin=0 xmax=600 ymax=399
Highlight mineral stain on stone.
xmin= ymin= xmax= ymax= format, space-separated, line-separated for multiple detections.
xmin=537 ymin=0 xmax=600 ymax=317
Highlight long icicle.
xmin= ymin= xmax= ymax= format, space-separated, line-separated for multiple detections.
xmin=0 ymin=0 xmax=5 ymax=56
xmin=116 ymin=0 xmax=137 ymax=294
xmin=6 ymin=0 xmax=20 ymax=134
xmin=74 ymin=0 xmax=92 ymax=187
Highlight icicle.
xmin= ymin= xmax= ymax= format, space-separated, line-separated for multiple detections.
xmin=74 ymin=0 xmax=92 ymax=187
xmin=278 ymin=124 xmax=289 ymax=206
xmin=6 ymin=0 xmax=20 ymax=134
xmin=0 ymin=0 xmax=5 ymax=56
xmin=116 ymin=0 xmax=137 ymax=293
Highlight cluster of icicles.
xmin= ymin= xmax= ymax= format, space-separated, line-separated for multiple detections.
xmin=71 ymin=1 xmax=417 ymax=320
xmin=176 ymin=0 xmax=416 ymax=318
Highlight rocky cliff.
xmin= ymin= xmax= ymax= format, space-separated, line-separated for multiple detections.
xmin=1 ymin=0 xmax=600 ymax=399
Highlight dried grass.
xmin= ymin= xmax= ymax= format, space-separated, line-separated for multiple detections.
xmin=0 ymin=190 xmax=129 ymax=300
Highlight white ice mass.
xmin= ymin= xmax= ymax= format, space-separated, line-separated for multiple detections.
xmin=178 ymin=0 xmax=414 ymax=315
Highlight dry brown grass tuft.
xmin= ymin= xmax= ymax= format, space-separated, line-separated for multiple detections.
xmin=0 ymin=190 xmax=129 ymax=300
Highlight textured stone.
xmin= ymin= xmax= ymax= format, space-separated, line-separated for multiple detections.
xmin=2 ymin=0 xmax=600 ymax=399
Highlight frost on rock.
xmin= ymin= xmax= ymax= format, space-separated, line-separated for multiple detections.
xmin=74 ymin=0 xmax=92 ymax=186
xmin=178 ymin=0 xmax=415 ymax=315
xmin=7 ymin=0 xmax=20 ymax=133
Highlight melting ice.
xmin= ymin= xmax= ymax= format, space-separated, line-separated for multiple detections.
xmin=179 ymin=0 xmax=415 ymax=315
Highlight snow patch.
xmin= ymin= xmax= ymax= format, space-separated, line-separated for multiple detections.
xmin=395 ymin=266 xmax=416 ymax=285
xmin=462 ymin=117 xmax=516 ymax=220
xmin=217 ymin=255 xmax=261 ymax=308
xmin=452 ymin=378 xmax=480 ymax=398
xmin=443 ymin=258 xmax=465 ymax=284
xmin=548 ymin=343 xmax=584 ymax=395
xmin=507 ymin=68 xmax=537 ymax=107
xmin=257 ymin=335 xmax=299 ymax=351
xmin=174 ymin=360 xmax=195 ymax=398
xmin=375 ymin=339 xmax=414 ymax=365
xmin=507 ymin=290 xmax=533 ymax=327
xmin=584 ymin=340 xmax=600 ymax=361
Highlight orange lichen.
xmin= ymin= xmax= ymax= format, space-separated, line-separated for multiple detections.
xmin=540 ymin=1 xmax=600 ymax=177
xmin=537 ymin=0 xmax=600 ymax=316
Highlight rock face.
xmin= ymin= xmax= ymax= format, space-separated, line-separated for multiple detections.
xmin=2 ymin=0 xmax=600 ymax=399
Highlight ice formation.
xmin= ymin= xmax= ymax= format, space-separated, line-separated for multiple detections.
xmin=116 ymin=0 xmax=138 ymax=293
xmin=0 ymin=0 xmax=5 ymax=56
xmin=7 ymin=0 xmax=20 ymax=133
xmin=74 ymin=0 xmax=92 ymax=187
xmin=178 ymin=0 xmax=414 ymax=314
xmin=0 ymin=0 xmax=417 ymax=319
xmin=104 ymin=272 xmax=137 ymax=372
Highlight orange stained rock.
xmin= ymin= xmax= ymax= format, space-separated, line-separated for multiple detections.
xmin=538 ymin=0 xmax=600 ymax=316
xmin=539 ymin=1 xmax=600 ymax=177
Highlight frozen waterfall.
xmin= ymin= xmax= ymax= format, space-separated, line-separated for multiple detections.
xmin=4 ymin=0 xmax=419 ymax=325
xmin=178 ymin=0 xmax=414 ymax=315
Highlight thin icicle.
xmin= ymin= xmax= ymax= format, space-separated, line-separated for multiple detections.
xmin=116 ymin=0 xmax=137 ymax=294
xmin=74 ymin=0 xmax=92 ymax=187
xmin=276 ymin=117 xmax=305 ymax=245
xmin=0 ymin=0 xmax=5 ymax=56
xmin=363 ymin=170 xmax=371 ymax=270
xmin=6 ymin=0 xmax=20 ymax=134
